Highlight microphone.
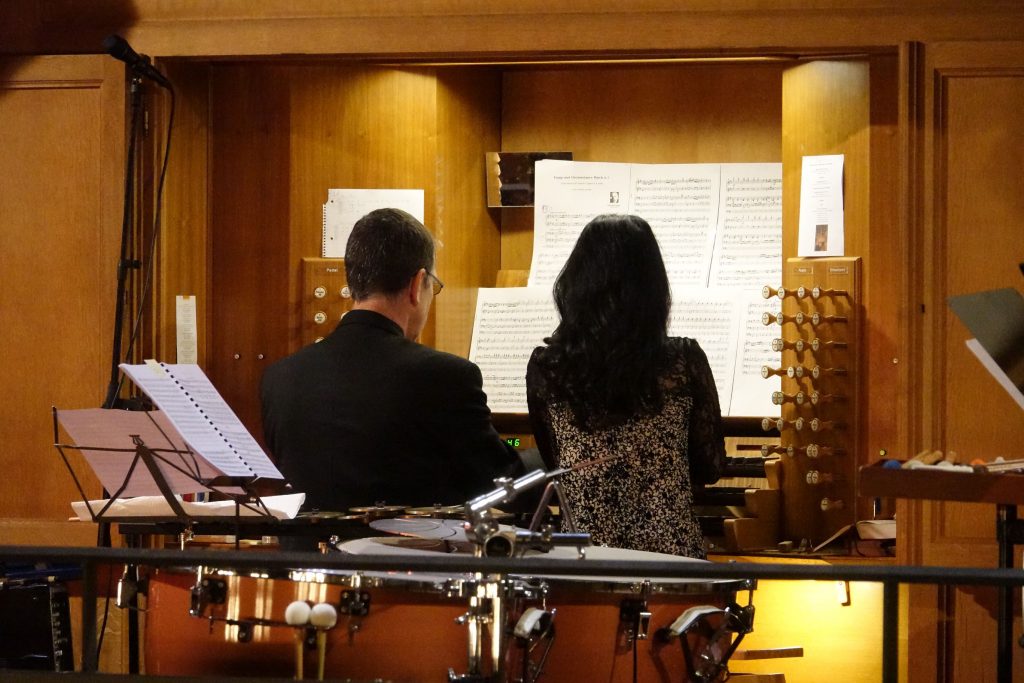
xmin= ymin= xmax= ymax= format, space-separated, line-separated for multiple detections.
xmin=103 ymin=35 xmax=172 ymax=89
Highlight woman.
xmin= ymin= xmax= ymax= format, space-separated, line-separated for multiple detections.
xmin=526 ymin=214 xmax=725 ymax=558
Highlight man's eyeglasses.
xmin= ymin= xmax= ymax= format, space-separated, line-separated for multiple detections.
xmin=426 ymin=271 xmax=445 ymax=295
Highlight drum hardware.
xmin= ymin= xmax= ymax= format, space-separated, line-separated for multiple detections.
xmin=511 ymin=607 xmax=556 ymax=683
xmin=452 ymin=576 xmax=507 ymax=682
xmin=189 ymin=567 xmax=226 ymax=617
xmin=464 ymin=469 xmax=592 ymax=559
xmin=620 ymin=597 xmax=653 ymax=644
xmin=116 ymin=564 xmax=147 ymax=611
xmin=659 ymin=600 xmax=756 ymax=683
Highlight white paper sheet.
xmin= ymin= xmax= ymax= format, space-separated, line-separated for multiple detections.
xmin=71 ymin=493 xmax=305 ymax=521
xmin=468 ymin=286 xmax=775 ymax=417
xmin=175 ymin=295 xmax=198 ymax=364
xmin=120 ymin=362 xmax=283 ymax=479
xmin=629 ymin=163 xmax=721 ymax=287
xmin=529 ymin=161 xmax=631 ymax=286
xmin=798 ymin=154 xmax=845 ymax=257
xmin=468 ymin=287 xmax=559 ymax=413
xmin=709 ymin=163 xmax=783 ymax=288
xmin=322 ymin=188 xmax=425 ymax=258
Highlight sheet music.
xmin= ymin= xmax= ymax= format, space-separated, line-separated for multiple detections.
xmin=667 ymin=289 xmax=741 ymax=413
xmin=322 ymin=188 xmax=425 ymax=258
xmin=57 ymin=408 xmax=220 ymax=497
xmin=629 ymin=163 xmax=720 ymax=287
xmin=728 ymin=294 xmax=781 ymax=416
xmin=709 ymin=163 xmax=783 ymax=288
xmin=528 ymin=161 xmax=631 ymax=287
xmin=468 ymin=287 xmax=559 ymax=413
xmin=120 ymin=362 xmax=283 ymax=479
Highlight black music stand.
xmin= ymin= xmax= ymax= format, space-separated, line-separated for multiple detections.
xmin=52 ymin=407 xmax=284 ymax=526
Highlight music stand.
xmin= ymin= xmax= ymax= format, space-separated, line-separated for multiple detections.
xmin=52 ymin=407 xmax=285 ymax=525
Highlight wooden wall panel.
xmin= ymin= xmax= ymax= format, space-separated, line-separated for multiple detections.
xmin=4 ymin=2 xmax=1024 ymax=59
xmin=434 ymin=69 xmax=503 ymax=357
xmin=206 ymin=65 xmax=442 ymax=440
xmin=0 ymin=55 xmax=125 ymax=518
xmin=500 ymin=62 xmax=784 ymax=270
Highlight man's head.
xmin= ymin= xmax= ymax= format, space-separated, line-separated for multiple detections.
xmin=345 ymin=208 xmax=440 ymax=339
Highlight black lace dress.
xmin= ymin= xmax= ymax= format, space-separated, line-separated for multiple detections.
xmin=526 ymin=337 xmax=725 ymax=559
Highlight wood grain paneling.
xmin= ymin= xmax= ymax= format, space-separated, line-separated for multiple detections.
xmin=903 ymin=40 xmax=1024 ymax=683
xmin=434 ymin=69 xmax=503 ymax=357
xmin=3 ymin=2 xmax=1024 ymax=59
xmin=500 ymin=62 xmax=784 ymax=270
xmin=0 ymin=55 xmax=125 ymax=518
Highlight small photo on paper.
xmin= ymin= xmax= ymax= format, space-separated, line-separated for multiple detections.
xmin=815 ymin=224 xmax=829 ymax=251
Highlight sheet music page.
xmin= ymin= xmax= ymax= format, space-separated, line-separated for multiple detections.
xmin=797 ymin=154 xmax=845 ymax=257
xmin=628 ymin=163 xmax=721 ymax=287
xmin=322 ymin=188 xmax=425 ymax=258
xmin=57 ymin=408 xmax=221 ymax=497
xmin=120 ymin=363 xmax=283 ymax=479
xmin=728 ymin=292 xmax=781 ymax=417
xmin=709 ymin=163 xmax=783 ymax=289
xmin=468 ymin=287 xmax=559 ymax=413
xmin=667 ymin=288 xmax=741 ymax=414
xmin=528 ymin=160 xmax=631 ymax=287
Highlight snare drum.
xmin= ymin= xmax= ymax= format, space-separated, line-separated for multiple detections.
xmin=145 ymin=547 xmax=473 ymax=681
xmin=506 ymin=546 xmax=750 ymax=683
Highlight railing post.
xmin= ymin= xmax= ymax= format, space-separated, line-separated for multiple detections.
xmin=80 ymin=559 xmax=98 ymax=673
xmin=882 ymin=579 xmax=898 ymax=683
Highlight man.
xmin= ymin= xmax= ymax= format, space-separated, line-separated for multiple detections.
xmin=261 ymin=208 xmax=523 ymax=514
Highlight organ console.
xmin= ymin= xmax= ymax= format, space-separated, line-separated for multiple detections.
xmin=808 ymin=338 xmax=847 ymax=352
xmin=809 ymin=365 xmax=848 ymax=379
xmin=810 ymin=286 xmax=849 ymax=299
xmin=806 ymin=312 xmax=848 ymax=326
xmin=808 ymin=418 xmax=844 ymax=432
xmin=761 ymin=285 xmax=794 ymax=299
xmin=807 ymin=391 xmax=844 ymax=406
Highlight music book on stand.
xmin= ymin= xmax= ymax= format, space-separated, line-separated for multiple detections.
xmin=53 ymin=361 xmax=300 ymax=523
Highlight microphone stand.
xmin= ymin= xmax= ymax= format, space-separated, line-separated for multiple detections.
xmin=102 ymin=75 xmax=145 ymax=412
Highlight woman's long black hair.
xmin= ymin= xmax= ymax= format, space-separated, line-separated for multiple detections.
xmin=542 ymin=214 xmax=672 ymax=426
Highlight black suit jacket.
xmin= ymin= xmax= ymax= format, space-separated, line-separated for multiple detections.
xmin=261 ymin=309 xmax=522 ymax=513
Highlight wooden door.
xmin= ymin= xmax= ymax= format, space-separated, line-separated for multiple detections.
xmin=904 ymin=40 xmax=1024 ymax=683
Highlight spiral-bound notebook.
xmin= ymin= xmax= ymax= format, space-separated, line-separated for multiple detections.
xmin=119 ymin=361 xmax=283 ymax=479
xmin=948 ymin=287 xmax=1024 ymax=409
xmin=322 ymin=188 xmax=425 ymax=258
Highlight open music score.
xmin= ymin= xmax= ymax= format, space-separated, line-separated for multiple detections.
xmin=470 ymin=286 xmax=780 ymax=416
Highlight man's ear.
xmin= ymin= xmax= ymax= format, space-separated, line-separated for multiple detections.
xmin=407 ymin=268 xmax=427 ymax=307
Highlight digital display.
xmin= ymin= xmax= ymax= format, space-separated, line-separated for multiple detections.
xmin=504 ymin=437 xmax=521 ymax=448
